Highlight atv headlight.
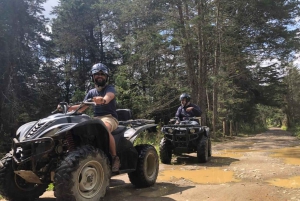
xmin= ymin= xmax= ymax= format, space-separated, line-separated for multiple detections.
xmin=167 ymin=128 xmax=174 ymax=133
xmin=190 ymin=129 xmax=196 ymax=134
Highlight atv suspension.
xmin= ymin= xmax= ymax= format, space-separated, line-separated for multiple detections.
xmin=66 ymin=131 xmax=75 ymax=151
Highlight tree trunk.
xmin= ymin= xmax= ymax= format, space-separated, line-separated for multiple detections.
xmin=212 ymin=0 xmax=220 ymax=139
xmin=195 ymin=0 xmax=208 ymax=127
xmin=177 ymin=2 xmax=198 ymax=98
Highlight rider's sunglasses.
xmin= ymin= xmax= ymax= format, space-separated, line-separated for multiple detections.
xmin=94 ymin=72 xmax=106 ymax=76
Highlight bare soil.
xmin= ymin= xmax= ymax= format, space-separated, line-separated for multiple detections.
xmin=3 ymin=128 xmax=300 ymax=201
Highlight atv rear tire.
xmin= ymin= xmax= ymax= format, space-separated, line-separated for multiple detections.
xmin=54 ymin=145 xmax=110 ymax=201
xmin=0 ymin=152 xmax=48 ymax=201
xmin=197 ymin=137 xmax=209 ymax=163
xmin=128 ymin=144 xmax=159 ymax=188
xmin=159 ymin=138 xmax=172 ymax=164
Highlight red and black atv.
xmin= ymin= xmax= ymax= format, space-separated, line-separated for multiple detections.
xmin=0 ymin=100 xmax=159 ymax=201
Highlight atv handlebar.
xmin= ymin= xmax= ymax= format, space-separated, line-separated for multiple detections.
xmin=52 ymin=100 xmax=155 ymax=127
xmin=52 ymin=99 xmax=96 ymax=114
xmin=81 ymin=98 xmax=96 ymax=106
xmin=169 ymin=116 xmax=201 ymax=125
xmin=70 ymin=98 xmax=96 ymax=114
xmin=119 ymin=119 xmax=155 ymax=126
xmin=52 ymin=102 xmax=69 ymax=114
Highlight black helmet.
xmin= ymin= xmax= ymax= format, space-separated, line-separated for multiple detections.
xmin=179 ymin=93 xmax=191 ymax=102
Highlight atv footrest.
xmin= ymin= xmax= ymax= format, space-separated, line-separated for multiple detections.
xmin=111 ymin=169 xmax=136 ymax=176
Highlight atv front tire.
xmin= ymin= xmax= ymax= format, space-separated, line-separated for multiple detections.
xmin=0 ymin=152 xmax=48 ymax=201
xmin=128 ymin=144 xmax=159 ymax=188
xmin=159 ymin=138 xmax=172 ymax=164
xmin=54 ymin=145 xmax=110 ymax=201
xmin=197 ymin=137 xmax=209 ymax=163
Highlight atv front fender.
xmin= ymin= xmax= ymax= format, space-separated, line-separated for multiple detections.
xmin=204 ymin=126 xmax=210 ymax=137
xmin=55 ymin=118 xmax=109 ymax=136
xmin=16 ymin=121 xmax=37 ymax=141
xmin=55 ymin=119 xmax=110 ymax=155
xmin=125 ymin=124 xmax=157 ymax=143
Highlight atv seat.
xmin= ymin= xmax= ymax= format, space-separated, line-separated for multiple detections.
xmin=112 ymin=125 xmax=127 ymax=135
xmin=116 ymin=109 xmax=133 ymax=121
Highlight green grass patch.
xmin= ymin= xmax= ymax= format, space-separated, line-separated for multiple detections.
xmin=287 ymin=124 xmax=300 ymax=138
xmin=133 ymin=130 xmax=163 ymax=152
xmin=238 ymin=124 xmax=268 ymax=136
xmin=47 ymin=183 xmax=54 ymax=191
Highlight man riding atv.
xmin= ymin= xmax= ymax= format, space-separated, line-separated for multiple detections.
xmin=160 ymin=93 xmax=211 ymax=164
xmin=67 ymin=63 xmax=120 ymax=172
xmin=175 ymin=93 xmax=202 ymax=124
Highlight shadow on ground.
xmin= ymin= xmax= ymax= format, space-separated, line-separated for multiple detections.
xmin=104 ymin=180 xmax=194 ymax=201
xmin=37 ymin=180 xmax=193 ymax=201
xmin=172 ymin=155 xmax=239 ymax=167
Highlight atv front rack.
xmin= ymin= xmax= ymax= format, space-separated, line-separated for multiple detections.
xmin=12 ymin=137 xmax=55 ymax=165
xmin=162 ymin=125 xmax=206 ymax=151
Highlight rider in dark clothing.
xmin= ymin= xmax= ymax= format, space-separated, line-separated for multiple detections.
xmin=175 ymin=93 xmax=202 ymax=122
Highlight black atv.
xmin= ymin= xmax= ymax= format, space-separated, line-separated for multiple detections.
xmin=0 ymin=100 xmax=159 ymax=201
xmin=159 ymin=117 xmax=211 ymax=164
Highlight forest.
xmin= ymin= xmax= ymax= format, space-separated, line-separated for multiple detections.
xmin=1 ymin=0 xmax=300 ymax=151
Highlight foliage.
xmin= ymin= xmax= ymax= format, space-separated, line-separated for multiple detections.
xmin=281 ymin=125 xmax=288 ymax=131
xmin=238 ymin=124 xmax=268 ymax=136
xmin=0 ymin=0 xmax=52 ymax=138
xmin=281 ymin=65 xmax=300 ymax=127
xmin=47 ymin=183 xmax=54 ymax=191
xmin=1 ymin=0 xmax=300 ymax=146
xmin=287 ymin=124 xmax=300 ymax=138
xmin=133 ymin=129 xmax=162 ymax=151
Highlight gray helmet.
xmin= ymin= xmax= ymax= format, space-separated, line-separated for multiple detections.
xmin=90 ymin=63 xmax=109 ymax=86
xmin=179 ymin=93 xmax=191 ymax=102
xmin=91 ymin=63 xmax=109 ymax=76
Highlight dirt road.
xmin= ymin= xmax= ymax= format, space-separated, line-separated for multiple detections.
xmin=8 ymin=128 xmax=300 ymax=200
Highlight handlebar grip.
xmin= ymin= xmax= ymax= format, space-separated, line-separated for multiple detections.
xmin=86 ymin=98 xmax=93 ymax=102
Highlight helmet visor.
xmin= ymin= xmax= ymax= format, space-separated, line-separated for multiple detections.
xmin=91 ymin=63 xmax=109 ymax=75
xmin=92 ymin=69 xmax=108 ymax=75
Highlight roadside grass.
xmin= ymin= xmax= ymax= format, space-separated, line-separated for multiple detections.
xmin=133 ymin=129 xmax=163 ymax=153
xmin=208 ymin=124 xmax=268 ymax=145
xmin=238 ymin=124 xmax=268 ymax=136
xmin=47 ymin=183 xmax=54 ymax=191
xmin=287 ymin=124 xmax=300 ymax=139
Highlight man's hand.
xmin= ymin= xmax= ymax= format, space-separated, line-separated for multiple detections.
xmin=57 ymin=102 xmax=69 ymax=112
xmin=93 ymin=96 xmax=106 ymax=105
xmin=57 ymin=105 xmax=63 ymax=111
xmin=68 ymin=105 xmax=79 ymax=112
xmin=186 ymin=107 xmax=193 ymax=112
